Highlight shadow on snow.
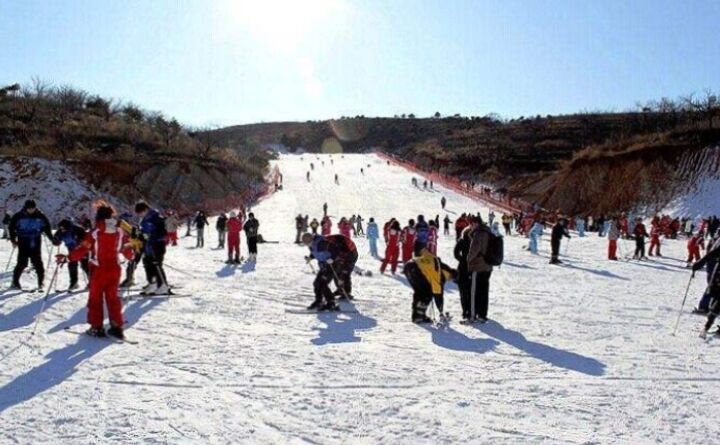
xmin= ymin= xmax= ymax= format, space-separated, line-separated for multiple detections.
xmin=311 ymin=300 xmax=377 ymax=346
xmin=420 ymin=324 xmax=499 ymax=354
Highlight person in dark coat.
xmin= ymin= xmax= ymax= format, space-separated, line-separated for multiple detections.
xmin=550 ymin=218 xmax=571 ymax=264
xmin=52 ymin=219 xmax=89 ymax=290
xmin=9 ymin=200 xmax=53 ymax=290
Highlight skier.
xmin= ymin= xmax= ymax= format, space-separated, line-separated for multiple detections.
xmin=361 ymin=168 xmax=364 ymax=175
xmin=51 ymin=219 xmax=89 ymax=290
xmin=306 ymin=171 xmax=311 ymax=182
xmin=295 ymin=214 xmax=305 ymax=244
xmin=366 ymin=217 xmax=379 ymax=257
xmin=310 ymin=162 xmax=314 ymax=170
xmin=194 ymin=211 xmax=209 ymax=248
xmin=321 ymin=216 xmax=332 ymax=236
xmin=323 ymin=202 xmax=328 ymax=217
xmin=633 ymin=218 xmax=648 ymax=260
xmin=118 ymin=214 xmax=144 ymax=289
xmin=309 ymin=218 xmax=319 ymax=234
xmin=355 ymin=214 xmax=364 ymax=236
xmin=428 ymin=220 xmax=439 ymax=255
xmin=56 ymin=205 xmax=133 ymax=339
xmin=441 ymin=196 xmax=447 ymax=210
xmin=648 ymin=223 xmax=662 ymax=257
xmin=687 ymin=232 xmax=705 ymax=267
xmin=334 ymin=174 xmax=339 ymax=185
xmin=243 ymin=212 xmax=260 ymax=262
xmin=423 ymin=180 xmax=428 ymax=189
xmin=415 ymin=215 xmax=429 ymax=250
xmin=349 ymin=215 xmax=357 ymax=236
xmin=380 ymin=220 xmax=401 ymax=274
xmin=185 ymin=214 xmax=193 ymax=237
xmin=455 ymin=214 xmax=469 ymax=240
xmin=135 ymin=201 xmax=170 ymax=295
xmin=302 ymin=215 xmax=309 ymax=234
xmin=692 ymin=239 xmax=720 ymax=337
xmin=454 ymin=226 xmax=471 ymax=319
xmin=403 ymin=245 xmax=455 ymax=323
xmin=8 ymin=200 xmax=52 ymax=290
xmin=607 ymin=217 xmax=620 ymax=260
xmin=575 ymin=216 xmax=586 ymax=237
xmin=443 ymin=215 xmax=451 ymax=236
xmin=2 ymin=211 xmax=11 ymax=239
xmin=400 ymin=219 xmax=417 ymax=263
xmin=528 ymin=219 xmax=543 ymax=254
xmin=488 ymin=211 xmax=495 ymax=226
xmin=695 ymin=235 xmax=720 ymax=314
xmin=216 ymin=213 xmax=228 ymax=249
xmin=466 ymin=216 xmax=494 ymax=322
xmin=501 ymin=213 xmax=512 ymax=236
xmin=165 ymin=210 xmax=179 ymax=246
xmin=338 ymin=217 xmax=352 ymax=238
xmin=226 ymin=211 xmax=243 ymax=264
xmin=302 ymin=233 xmax=358 ymax=309
xmin=549 ymin=218 xmax=570 ymax=265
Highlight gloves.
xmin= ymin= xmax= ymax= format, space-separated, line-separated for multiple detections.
xmin=691 ymin=262 xmax=703 ymax=272
xmin=326 ymin=258 xmax=334 ymax=265
xmin=304 ymin=256 xmax=312 ymax=264
xmin=55 ymin=254 xmax=68 ymax=264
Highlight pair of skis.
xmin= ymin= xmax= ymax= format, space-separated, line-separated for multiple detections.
xmin=63 ymin=326 xmax=138 ymax=345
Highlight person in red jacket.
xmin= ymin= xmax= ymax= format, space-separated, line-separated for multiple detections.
xmin=400 ymin=219 xmax=416 ymax=263
xmin=381 ymin=220 xmax=401 ymax=274
xmin=633 ymin=218 xmax=648 ymax=260
xmin=58 ymin=205 xmax=133 ymax=339
xmin=648 ymin=223 xmax=662 ymax=256
xmin=321 ymin=216 xmax=332 ymax=236
xmin=338 ymin=217 xmax=352 ymax=238
xmin=383 ymin=217 xmax=396 ymax=243
xmin=687 ymin=233 xmax=705 ymax=267
xmin=226 ymin=211 xmax=243 ymax=264
xmin=427 ymin=220 xmax=439 ymax=255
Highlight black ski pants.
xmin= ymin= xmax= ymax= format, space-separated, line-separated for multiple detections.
xmin=68 ymin=257 xmax=89 ymax=286
xmin=143 ymin=242 xmax=168 ymax=287
xmin=13 ymin=244 xmax=44 ymax=287
xmin=247 ymin=236 xmax=258 ymax=255
xmin=469 ymin=270 xmax=491 ymax=319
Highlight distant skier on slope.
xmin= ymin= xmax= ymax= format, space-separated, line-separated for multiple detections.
xmin=414 ymin=215 xmax=429 ymax=251
xmin=334 ymin=174 xmax=339 ymax=185
xmin=165 ymin=210 xmax=179 ymax=246
xmin=441 ymin=196 xmax=447 ymax=210
xmin=380 ymin=220 xmax=401 ymax=274
xmin=306 ymin=171 xmax=311 ymax=182
xmin=194 ymin=211 xmax=209 ymax=248
xmin=323 ymin=202 xmax=328 ymax=217
xmin=528 ymin=219 xmax=543 ymax=254
xmin=367 ymin=217 xmax=379 ymax=257
xmin=321 ymin=216 xmax=332 ymax=236
xmin=295 ymin=214 xmax=305 ymax=244
xmin=427 ymin=220 xmax=439 ymax=255
xmin=443 ymin=215 xmax=451 ymax=236
xmin=309 ymin=217 xmax=319 ymax=234
xmin=607 ymin=217 xmax=620 ymax=260
xmin=226 ymin=211 xmax=243 ymax=264
xmin=648 ymin=222 xmax=662 ymax=257
xmin=338 ymin=217 xmax=352 ymax=238
xmin=216 ymin=213 xmax=228 ymax=249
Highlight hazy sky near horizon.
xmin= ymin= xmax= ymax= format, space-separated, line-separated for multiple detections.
xmin=2 ymin=0 xmax=718 ymax=127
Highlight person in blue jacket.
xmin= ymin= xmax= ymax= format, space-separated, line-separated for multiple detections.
xmin=52 ymin=219 xmax=89 ymax=290
xmin=302 ymin=233 xmax=358 ymax=310
xmin=9 ymin=200 xmax=53 ymax=290
xmin=528 ymin=219 xmax=544 ymax=254
xmin=366 ymin=217 xmax=379 ymax=257
xmin=414 ymin=214 xmax=429 ymax=250
xmin=575 ymin=216 xmax=586 ymax=237
xmin=135 ymin=201 xmax=170 ymax=295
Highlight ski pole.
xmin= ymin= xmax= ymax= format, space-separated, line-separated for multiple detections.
xmin=30 ymin=261 xmax=63 ymax=338
xmin=328 ymin=262 xmax=350 ymax=300
xmin=672 ymin=273 xmax=697 ymax=336
xmin=46 ymin=244 xmax=54 ymax=268
xmin=4 ymin=245 xmax=15 ymax=272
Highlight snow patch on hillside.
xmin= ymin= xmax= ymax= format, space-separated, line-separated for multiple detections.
xmin=662 ymin=145 xmax=720 ymax=219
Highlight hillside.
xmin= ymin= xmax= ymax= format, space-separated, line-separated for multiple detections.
xmin=0 ymin=81 xmax=271 ymax=215
xmin=214 ymin=97 xmax=720 ymax=216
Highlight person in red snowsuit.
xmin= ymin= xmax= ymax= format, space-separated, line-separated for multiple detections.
xmin=338 ymin=217 xmax=352 ymax=238
xmin=61 ymin=205 xmax=133 ymax=339
xmin=648 ymin=223 xmax=662 ymax=256
xmin=400 ymin=220 xmax=416 ymax=263
xmin=383 ymin=218 xmax=396 ymax=243
xmin=454 ymin=215 xmax=469 ymax=240
xmin=226 ymin=211 xmax=243 ymax=263
xmin=381 ymin=220 xmax=401 ymax=274
xmin=619 ymin=214 xmax=629 ymax=238
xmin=687 ymin=233 xmax=705 ymax=266
xmin=321 ymin=216 xmax=332 ymax=236
xmin=427 ymin=221 xmax=439 ymax=255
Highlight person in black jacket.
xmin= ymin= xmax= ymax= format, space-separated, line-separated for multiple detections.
xmin=9 ymin=200 xmax=53 ymax=290
xmin=693 ymin=239 xmax=720 ymax=337
xmin=194 ymin=211 xmax=209 ymax=248
xmin=453 ymin=228 xmax=471 ymax=319
xmin=243 ymin=213 xmax=260 ymax=261
xmin=52 ymin=219 xmax=89 ymax=290
xmin=216 ymin=213 xmax=228 ymax=249
xmin=550 ymin=218 xmax=571 ymax=264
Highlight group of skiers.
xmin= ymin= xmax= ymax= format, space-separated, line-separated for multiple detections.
xmin=214 ymin=211 xmax=260 ymax=263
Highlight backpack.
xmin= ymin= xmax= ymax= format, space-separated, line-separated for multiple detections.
xmin=484 ymin=231 xmax=504 ymax=266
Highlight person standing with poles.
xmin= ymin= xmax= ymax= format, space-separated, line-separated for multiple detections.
xmin=216 ymin=213 xmax=228 ymax=249
xmin=56 ymin=205 xmax=134 ymax=339
xmin=8 ymin=200 xmax=53 ymax=290
xmin=466 ymin=216 xmax=494 ymax=323
xmin=194 ymin=211 xmax=209 ymax=248
xmin=549 ymin=218 xmax=571 ymax=264
xmin=243 ymin=212 xmax=260 ymax=262
xmin=691 ymin=238 xmax=720 ymax=338
xmin=135 ymin=201 xmax=170 ymax=295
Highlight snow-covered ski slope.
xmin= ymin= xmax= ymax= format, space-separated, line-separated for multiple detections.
xmin=1 ymin=153 xmax=719 ymax=444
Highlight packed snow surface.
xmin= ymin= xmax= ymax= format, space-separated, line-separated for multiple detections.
xmin=1 ymin=153 xmax=718 ymax=444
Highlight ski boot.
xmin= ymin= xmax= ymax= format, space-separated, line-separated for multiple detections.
xmin=107 ymin=325 xmax=125 ymax=340
xmin=142 ymin=282 xmax=157 ymax=294
xmin=150 ymin=284 xmax=170 ymax=295
xmin=68 ymin=282 xmax=80 ymax=291
xmin=412 ymin=316 xmax=433 ymax=324
xmin=86 ymin=326 xmax=106 ymax=337
xmin=322 ymin=301 xmax=340 ymax=311
xmin=119 ymin=278 xmax=134 ymax=289
xmin=307 ymin=300 xmax=322 ymax=311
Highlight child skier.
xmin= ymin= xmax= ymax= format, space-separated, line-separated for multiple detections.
xmin=400 ymin=220 xmax=417 ymax=263
xmin=403 ymin=245 xmax=456 ymax=323
xmin=380 ymin=220 xmax=401 ymax=274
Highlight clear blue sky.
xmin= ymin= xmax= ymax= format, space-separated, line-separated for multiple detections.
xmin=2 ymin=0 xmax=718 ymax=127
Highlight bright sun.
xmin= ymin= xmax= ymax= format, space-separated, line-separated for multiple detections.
xmin=218 ymin=0 xmax=345 ymax=49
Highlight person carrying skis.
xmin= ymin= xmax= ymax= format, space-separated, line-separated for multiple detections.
xmin=321 ymin=215 xmax=332 ymax=236
xmin=8 ymin=200 xmax=53 ymax=290
xmin=380 ymin=220 xmax=401 ymax=274
xmin=549 ymin=218 xmax=571 ymax=265
xmin=56 ymin=205 xmax=133 ymax=339
xmin=309 ymin=218 xmax=319 ymax=234
xmin=338 ymin=217 xmax=352 ymax=238
xmin=194 ymin=211 xmax=209 ymax=248
xmin=427 ymin=220 xmax=439 ymax=255
xmin=687 ymin=232 xmax=705 ymax=267
xmin=243 ymin=212 xmax=260 ymax=262
xmin=466 ymin=216 xmax=494 ymax=322
xmin=403 ymin=245 xmax=456 ymax=323
xmin=633 ymin=218 xmax=648 ymax=260
xmin=443 ymin=215 xmax=451 ymax=236
xmin=648 ymin=222 xmax=662 ymax=256
xmin=226 ymin=211 xmax=243 ymax=264
xmin=607 ymin=217 xmax=620 ymax=260
xmin=135 ymin=201 xmax=170 ymax=295
xmin=692 ymin=239 xmax=720 ymax=338
xmin=295 ymin=214 xmax=305 ymax=243
xmin=441 ymin=196 xmax=447 ymax=210
xmin=400 ymin=219 xmax=417 ymax=263
xmin=52 ymin=219 xmax=89 ymax=290
xmin=366 ymin=217 xmax=379 ymax=257
xmin=165 ymin=210 xmax=179 ymax=246
xmin=528 ymin=219 xmax=543 ymax=254
xmin=216 ymin=213 xmax=228 ymax=249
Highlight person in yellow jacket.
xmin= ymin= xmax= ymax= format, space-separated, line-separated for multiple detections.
xmin=403 ymin=246 xmax=456 ymax=323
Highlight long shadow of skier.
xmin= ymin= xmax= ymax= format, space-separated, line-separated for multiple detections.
xmin=0 ymin=289 xmax=24 ymax=304
xmin=624 ymin=260 xmax=684 ymax=274
xmin=215 ymin=264 xmax=238 ymax=278
xmin=502 ymin=261 xmax=535 ymax=270
xmin=389 ymin=272 xmax=458 ymax=295
xmin=562 ymin=260 xmax=629 ymax=281
xmin=241 ymin=261 xmax=256 ymax=273
xmin=0 ymin=291 xmax=78 ymax=332
xmin=420 ymin=324 xmax=498 ymax=354
xmin=0 ymin=298 xmax=164 ymax=414
xmin=311 ymin=301 xmax=377 ymax=346
xmin=476 ymin=320 xmax=606 ymax=376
